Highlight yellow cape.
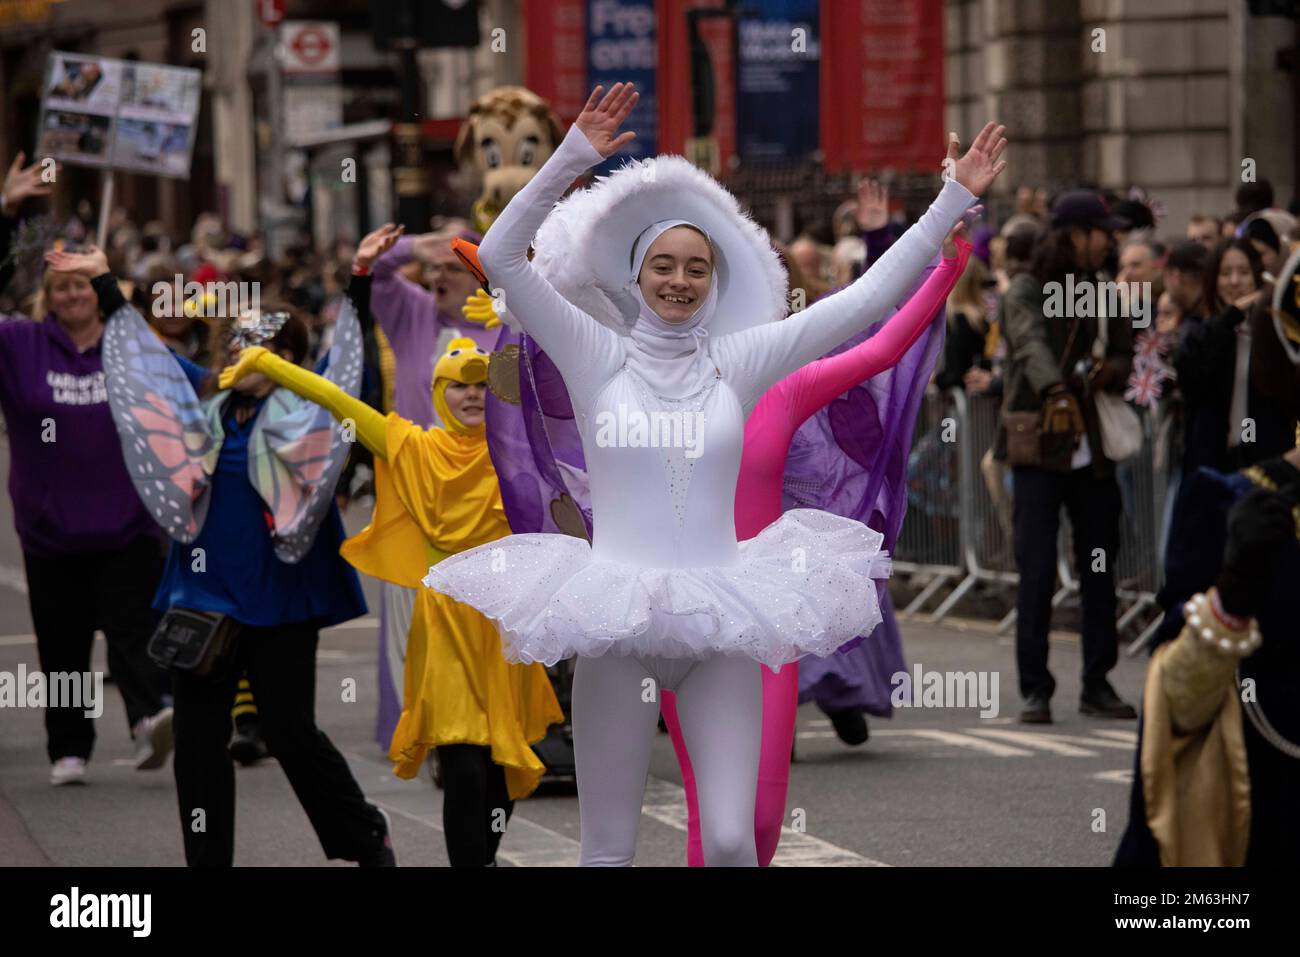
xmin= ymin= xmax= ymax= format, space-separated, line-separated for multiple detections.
xmin=342 ymin=413 xmax=563 ymax=799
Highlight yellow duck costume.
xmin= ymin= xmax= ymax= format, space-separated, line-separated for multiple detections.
xmin=220 ymin=337 xmax=562 ymax=800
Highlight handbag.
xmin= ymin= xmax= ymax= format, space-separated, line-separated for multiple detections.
xmin=1004 ymin=411 xmax=1043 ymax=467
xmin=147 ymin=608 xmax=241 ymax=675
xmin=1004 ymin=316 xmax=1081 ymax=468
xmin=1092 ymin=315 xmax=1143 ymax=462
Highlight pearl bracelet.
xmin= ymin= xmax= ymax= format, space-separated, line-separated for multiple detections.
xmin=1182 ymin=591 xmax=1262 ymax=658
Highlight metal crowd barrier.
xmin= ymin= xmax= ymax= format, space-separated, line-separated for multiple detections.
xmin=893 ymin=387 xmax=1167 ymax=648
xmin=892 ymin=388 xmax=964 ymax=616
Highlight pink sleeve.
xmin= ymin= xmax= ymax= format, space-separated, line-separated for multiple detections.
xmin=782 ymin=236 xmax=971 ymax=425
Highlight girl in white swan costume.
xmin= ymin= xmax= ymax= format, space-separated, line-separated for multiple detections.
xmin=426 ymin=83 xmax=1005 ymax=865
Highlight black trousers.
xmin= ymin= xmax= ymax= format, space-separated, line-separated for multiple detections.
xmin=23 ymin=536 xmax=167 ymax=762
xmin=1012 ymin=466 xmax=1121 ymax=700
xmin=437 ymin=744 xmax=514 ymax=867
xmin=171 ymin=620 xmax=385 ymax=867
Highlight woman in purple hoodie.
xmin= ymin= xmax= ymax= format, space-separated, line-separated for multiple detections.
xmin=0 ymin=239 xmax=174 ymax=786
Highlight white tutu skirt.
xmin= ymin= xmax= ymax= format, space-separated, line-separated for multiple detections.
xmin=423 ymin=508 xmax=891 ymax=670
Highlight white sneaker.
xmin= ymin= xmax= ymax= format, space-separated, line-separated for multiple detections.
xmin=132 ymin=707 xmax=175 ymax=770
xmin=50 ymin=757 xmax=87 ymax=786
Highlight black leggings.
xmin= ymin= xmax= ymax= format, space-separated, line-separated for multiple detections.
xmin=171 ymin=620 xmax=385 ymax=866
xmin=437 ymin=744 xmax=515 ymax=866
xmin=23 ymin=536 xmax=167 ymax=761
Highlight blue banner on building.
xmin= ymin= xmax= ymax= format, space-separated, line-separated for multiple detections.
xmin=587 ymin=0 xmax=656 ymax=172
xmin=736 ymin=0 xmax=819 ymax=163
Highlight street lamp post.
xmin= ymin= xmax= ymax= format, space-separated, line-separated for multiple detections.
xmin=390 ymin=0 xmax=430 ymax=231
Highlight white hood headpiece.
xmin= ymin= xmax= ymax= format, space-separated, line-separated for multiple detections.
xmin=531 ymin=154 xmax=788 ymax=338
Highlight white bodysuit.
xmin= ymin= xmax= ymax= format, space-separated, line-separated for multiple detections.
xmin=425 ymin=124 xmax=973 ymax=864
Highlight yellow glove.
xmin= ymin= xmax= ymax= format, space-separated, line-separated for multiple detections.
xmin=217 ymin=346 xmax=389 ymax=458
xmin=217 ymin=346 xmax=271 ymax=390
xmin=461 ymin=287 xmax=502 ymax=330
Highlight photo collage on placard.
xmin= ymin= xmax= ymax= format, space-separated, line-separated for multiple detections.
xmin=36 ymin=52 xmax=200 ymax=178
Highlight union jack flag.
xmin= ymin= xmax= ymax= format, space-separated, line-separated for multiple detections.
xmin=1133 ymin=330 xmax=1165 ymax=362
xmin=1125 ymin=363 xmax=1166 ymax=408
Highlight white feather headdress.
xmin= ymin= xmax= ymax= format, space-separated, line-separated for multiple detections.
xmin=531 ymin=154 xmax=788 ymax=338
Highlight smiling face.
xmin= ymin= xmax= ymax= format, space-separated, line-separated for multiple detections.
xmin=443 ymin=381 xmax=487 ymax=428
xmin=46 ymin=271 xmax=99 ymax=328
xmin=636 ymin=226 xmax=714 ymax=324
xmin=1216 ymin=247 xmax=1258 ymax=305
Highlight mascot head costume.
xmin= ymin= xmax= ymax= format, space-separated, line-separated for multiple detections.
xmin=455 ymin=87 xmax=565 ymax=235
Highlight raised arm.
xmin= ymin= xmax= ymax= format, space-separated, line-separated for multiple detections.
xmin=717 ymin=180 xmax=972 ymax=411
xmin=476 ymin=84 xmax=639 ymax=397
xmin=351 ymin=223 xmax=407 ymax=337
xmin=219 ymin=346 xmax=390 ymax=458
xmin=2 ymin=152 xmax=55 ymax=296
xmin=716 ymin=124 xmax=1004 ymax=412
xmin=855 ymin=178 xmax=901 ymax=268
xmin=370 ymin=233 xmax=428 ymax=331
xmin=785 ymin=234 xmax=972 ymax=424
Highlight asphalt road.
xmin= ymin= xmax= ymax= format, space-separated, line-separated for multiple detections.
xmin=0 ymin=439 xmax=1148 ymax=866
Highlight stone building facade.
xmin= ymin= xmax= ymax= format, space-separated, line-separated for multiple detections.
xmin=945 ymin=0 xmax=1297 ymax=229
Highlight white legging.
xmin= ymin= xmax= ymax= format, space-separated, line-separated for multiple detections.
xmin=572 ymin=652 xmax=763 ymax=866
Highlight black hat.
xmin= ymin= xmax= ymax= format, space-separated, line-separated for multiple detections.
xmin=1165 ymin=239 xmax=1209 ymax=275
xmin=1049 ymin=190 xmax=1129 ymax=232
xmin=1111 ymin=199 xmax=1155 ymax=232
xmin=1242 ymin=216 xmax=1281 ymax=253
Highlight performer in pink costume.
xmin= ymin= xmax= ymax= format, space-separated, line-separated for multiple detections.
xmin=661 ymin=233 xmax=973 ymax=867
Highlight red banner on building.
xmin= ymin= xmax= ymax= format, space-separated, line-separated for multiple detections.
xmin=523 ymin=0 xmax=588 ymax=123
xmin=820 ymin=0 xmax=944 ymax=173
xmin=657 ymin=0 xmax=735 ymax=168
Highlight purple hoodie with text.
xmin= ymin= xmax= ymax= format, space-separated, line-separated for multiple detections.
xmin=0 ymin=316 xmax=158 ymax=556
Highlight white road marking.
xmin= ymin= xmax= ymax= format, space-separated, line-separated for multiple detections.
xmin=1027 ymin=732 xmax=1135 ymax=751
xmin=315 ymin=650 xmax=373 ymax=663
xmin=967 ymin=728 xmax=1096 ymax=756
xmin=1091 ymin=769 xmax=1134 ymax=785
xmin=346 ymin=749 xmax=879 ymax=867
xmin=494 ymin=816 xmax=582 ymax=867
xmin=799 ymin=727 xmax=1033 ymax=756
xmin=890 ymin=728 xmax=1033 ymax=757
xmin=0 ymin=563 xmax=28 ymax=594
xmin=0 ymin=633 xmax=37 ymax=646
xmin=322 ymin=617 xmax=380 ymax=632
xmin=1090 ymin=729 xmax=1138 ymax=744
xmin=640 ymin=777 xmax=886 ymax=867
xmin=345 ymin=748 xmax=581 ymax=867
xmin=802 ymin=726 xmax=1136 ymax=761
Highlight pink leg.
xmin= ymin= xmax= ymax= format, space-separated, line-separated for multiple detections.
xmin=661 ymin=690 xmax=705 ymax=866
xmin=755 ymin=662 xmax=798 ymax=866
xmin=665 ymin=662 xmax=800 ymax=868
